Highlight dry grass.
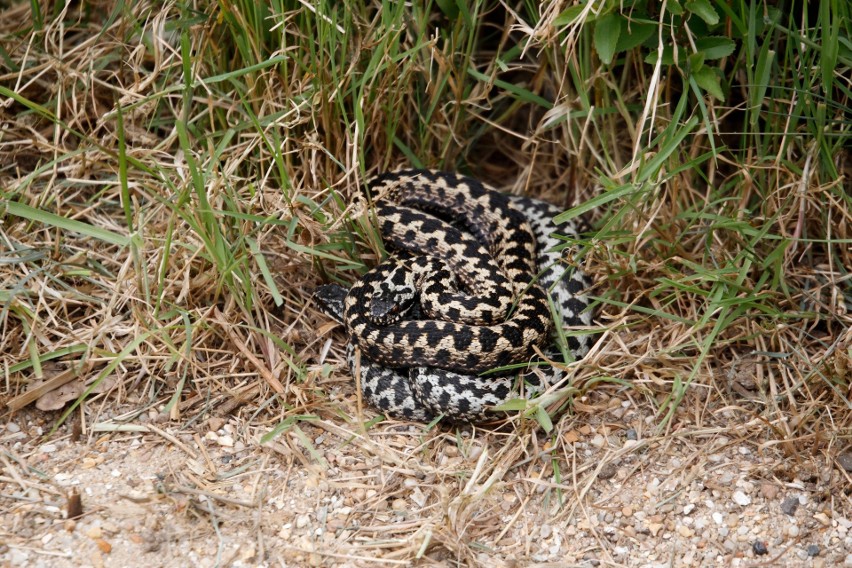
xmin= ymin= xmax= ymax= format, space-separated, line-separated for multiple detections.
xmin=1 ymin=0 xmax=851 ymax=565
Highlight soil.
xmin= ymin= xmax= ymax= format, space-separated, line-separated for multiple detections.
xmin=2 ymin=390 xmax=851 ymax=567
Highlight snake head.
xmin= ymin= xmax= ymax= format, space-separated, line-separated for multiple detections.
xmin=369 ymin=264 xmax=416 ymax=325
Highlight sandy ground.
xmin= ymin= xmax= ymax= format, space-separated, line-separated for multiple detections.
xmin=3 ymin=385 xmax=851 ymax=568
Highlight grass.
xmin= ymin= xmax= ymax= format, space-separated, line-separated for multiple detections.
xmin=1 ymin=0 xmax=850 ymax=564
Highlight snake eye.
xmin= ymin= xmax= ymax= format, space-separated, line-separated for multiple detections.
xmin=370 ymin=294 xmax=409 ymax=325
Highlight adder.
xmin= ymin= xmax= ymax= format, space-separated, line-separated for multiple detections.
xmin=315 ymin=169 xmax=593 ymax=421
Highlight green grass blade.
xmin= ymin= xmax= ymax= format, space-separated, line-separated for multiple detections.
xmin=3 ymin=201 xmax=131 ymax=247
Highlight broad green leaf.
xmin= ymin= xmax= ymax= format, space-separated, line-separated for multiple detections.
xmin=645 ymin=45 xmax=675 ymax=65
xmin=594 ymin=12 xmax=621 ymax=64
xmin=615 ymin=21 xmax=655 ymax=53
xmin=695 ymin=36 xmax=736 ymax=59
xmin=667 ymin=0 xmax=684 ymax=16
xmin=686 ymin=0 xmax=719 ymax=26
xmin=688 ymin=51 xmax=705 ymax=72
xmin=693 ymin=67 xmax=725 ymax=100
xmin=553 ymin=4 xmax=585 ymax=26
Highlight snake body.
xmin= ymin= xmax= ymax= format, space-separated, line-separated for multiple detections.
xmin=314 ymin=169 xmax=593 ymax=421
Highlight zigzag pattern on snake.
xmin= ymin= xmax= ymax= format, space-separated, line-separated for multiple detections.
xmin=314 ymin=169 xmax=594 ymax=421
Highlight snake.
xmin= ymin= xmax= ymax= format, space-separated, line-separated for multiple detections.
xmin=314 ymin=169 xmax=593 ymax=421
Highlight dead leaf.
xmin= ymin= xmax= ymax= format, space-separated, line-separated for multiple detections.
xmin=36 ymin=376 xmax=117 ymax=411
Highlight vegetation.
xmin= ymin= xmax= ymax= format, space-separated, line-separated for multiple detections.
xmin=1 ymin=0 xmax=849 ymax=561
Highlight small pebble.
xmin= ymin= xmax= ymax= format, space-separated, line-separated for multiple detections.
xmin=807 ymin=544 xmax=820 ymax=557
xmin=753 ymin=541 xmax=768 ymax=556
xmin=6 ymin=422 xmax=21 ymax=433
xmin=843 ymin=553 xmax=852 ymax=566
xmin=9 ymin=549 xmax=28 ymax=565
xmin=837 ymin=452 xmax=852 ymax=472
xmin=598 ymin=463 xmax=618 ymax=480
xmin=733 ymin=491 xmax=751 ymax=506
xmin=760 ymin=483 xmax=779 ymax=500
xmin=626 ymin=428 xmax=637 ymax=441
xmin=590 ymin=434 xmax=606 ymax=448
xmin=391 ymin=499 xmax=407 ymax=512
xmin=781 ymin=496 xmax=799 ymax=516
xmin=410 ymin=488 xmax=426 ymax=507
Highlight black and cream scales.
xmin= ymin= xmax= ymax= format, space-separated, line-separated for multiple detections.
xmin=315 ymin=169 xmax=594 ymax=421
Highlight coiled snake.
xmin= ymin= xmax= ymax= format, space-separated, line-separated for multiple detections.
xmin=314 ymin=169 xmax=593 ymax=421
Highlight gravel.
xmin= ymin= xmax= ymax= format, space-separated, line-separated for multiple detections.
xmin=3 ymin=402 xmax=851 ymax=567
xmin=782 ymin=495 xmax=801 ymax=516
